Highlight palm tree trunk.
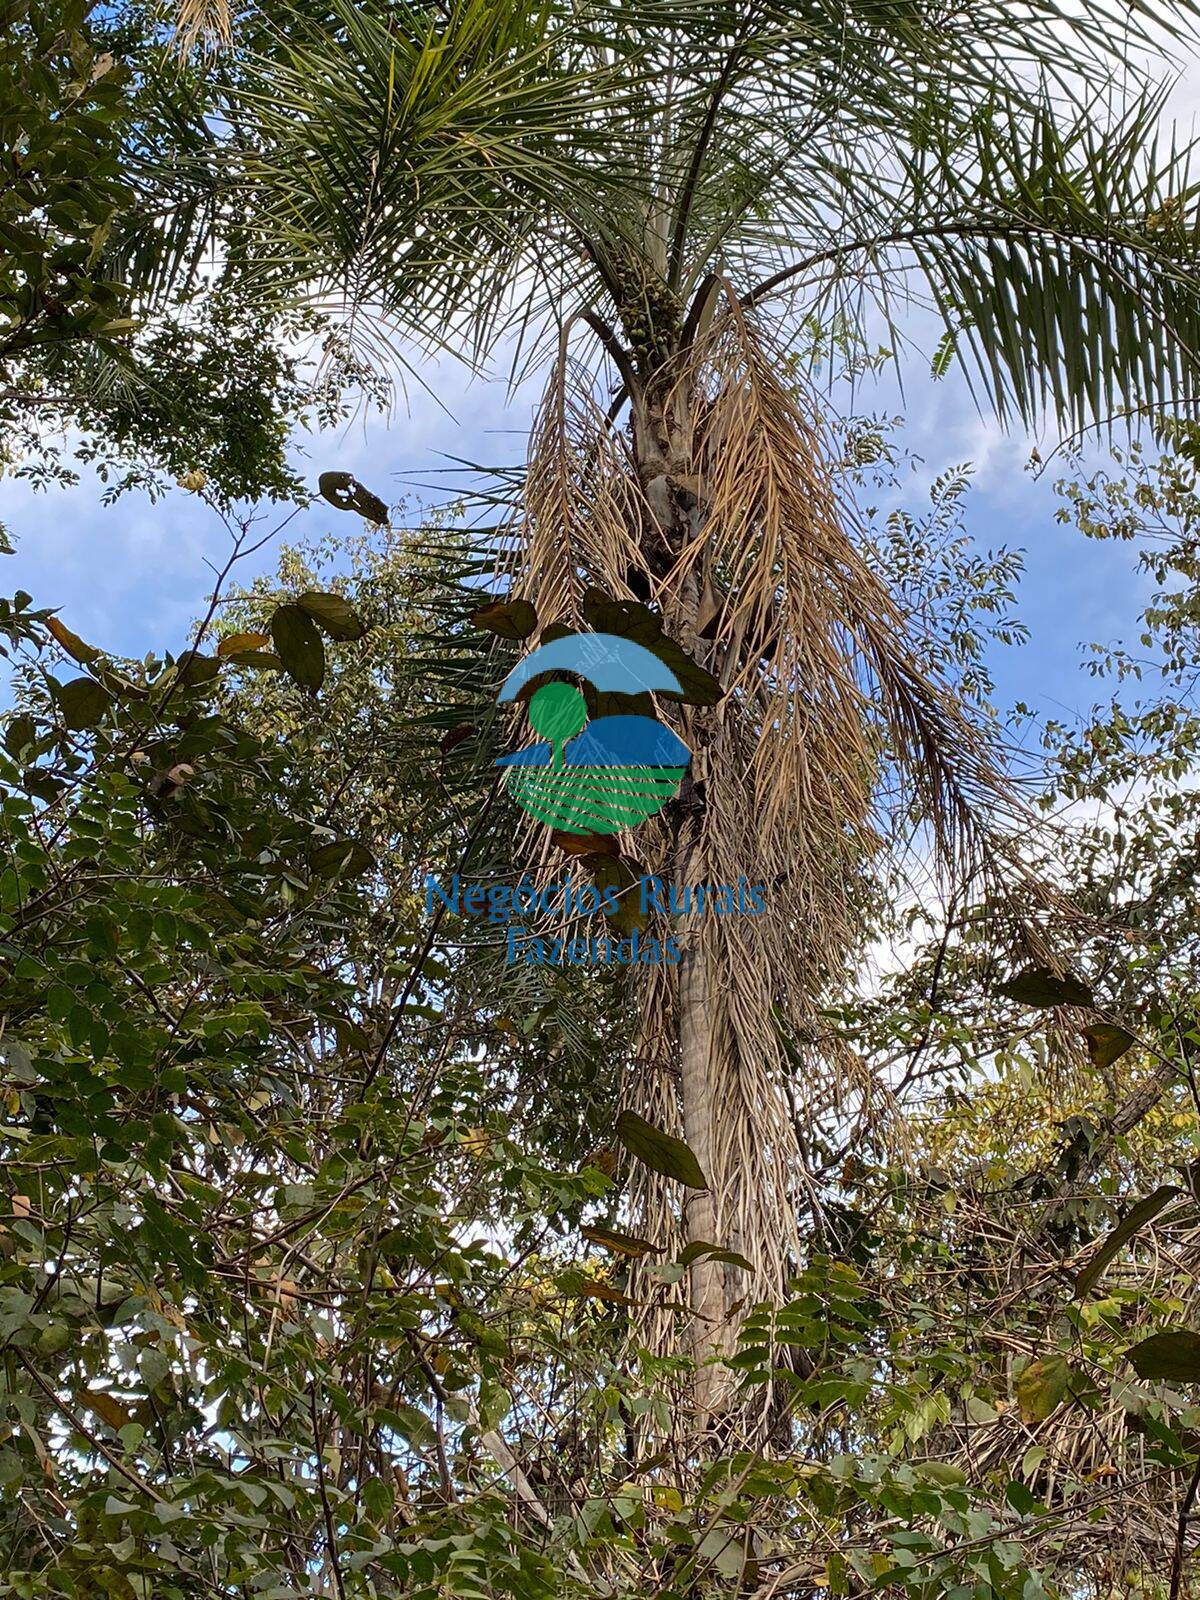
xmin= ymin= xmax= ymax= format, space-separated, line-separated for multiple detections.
xmin=675 ymin=822 xmax=729 ymax=1405
xmin=635 ymin=390 xmax=735 ymax=1405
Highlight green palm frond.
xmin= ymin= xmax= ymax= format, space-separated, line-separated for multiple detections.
xmin=229 ymin=0 xmax=628 ymax=354
xmin=745 ymin=86 xmax=1200 ymax=424
xmin=219 ymin=0 xmax=1200 ymax=426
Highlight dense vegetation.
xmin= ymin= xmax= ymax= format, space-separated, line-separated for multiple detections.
xmin=6 ymin=2 xmax=1200 ymax=1597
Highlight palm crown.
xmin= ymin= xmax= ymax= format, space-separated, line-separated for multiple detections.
xmin=237 ymin=0 xmax=1200 ymax=427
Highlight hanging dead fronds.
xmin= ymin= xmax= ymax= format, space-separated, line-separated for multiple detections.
xmin=507 ymin=345 xmax=645 ymax=625
xmin=502 ymin=295 xmax=1065 ymax=1430
xmin=174 ymin=0 xmax=233 ymax=55
xmin=666 ymin=299 xmax=1025 ymax=884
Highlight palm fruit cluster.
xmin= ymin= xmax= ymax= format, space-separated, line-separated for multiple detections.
xmin=610 ymin=247 xmax=683 ymax=375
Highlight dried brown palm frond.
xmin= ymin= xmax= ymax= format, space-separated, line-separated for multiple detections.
xmin=517 ymin=340 xmax=645 ymax=627
xmin=666 ymin=298 xmax=1026 ymax=880
xmin=174 ymin=0 xmax=233 ymax=54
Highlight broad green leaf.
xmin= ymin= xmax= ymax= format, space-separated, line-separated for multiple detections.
xmin=1005 ymin=1479 xmax=1043 ymax=1516
xmin=1075 ymin=1185 xmax=1181 ymax=1298
xmin=615 ymin=1110 xmax=708 ymax=1189
xmin=310 ymin=839 xmax=375 ymax=878
xmin=296 ymin=590 xmax=367 ymax=641
xmin=1127 ymin=1328 xmax=1200 ymax=1381
xmin=646 ymin=635 xmax=722 ymax=707
xmin=680 ymin=1240 xmax=753 ymax=1272
xmin=579 ymin=588 xmax=721 ymax=705
xmin=55 ymin=676 xmax=112 ymax=730
xmin=226 ymin=649 xmax=283 ymax=670
xmin=4 ymin=713 xmax=36 ymax=757
xmin=362 ymin=1477 xmax=394 ymax=1521
xmin=271 ymin=604 xmax=325 ymax=690
xmin=997 ymin=968 xmax=1094 ymax=1008
xmin=913 ymin=1461 xmax=967 ymax=1487
xmin=697 ymin=1525 xmax=749 ymax=1580
xmin=581 ymin=590 xmax=662 ymax=645
xmin=176 ymin=651 xmax=221 ymax=687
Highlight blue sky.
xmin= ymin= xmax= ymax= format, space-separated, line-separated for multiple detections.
xmin=0 ymin=359 xmax=538 ymax=663
xmin=0 ymin=345 xmax=1151 ymax=731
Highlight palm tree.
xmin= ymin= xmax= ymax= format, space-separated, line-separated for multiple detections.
xmin=238 ymin=0 xmax=1200 ymax=1414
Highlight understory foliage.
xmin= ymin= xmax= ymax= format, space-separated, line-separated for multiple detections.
xmin=0 ymin=434 xmax=1199 ymax=1597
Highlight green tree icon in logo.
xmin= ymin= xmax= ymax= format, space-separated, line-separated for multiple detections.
xmin=527 ymin=682 xmax=587 ymax=770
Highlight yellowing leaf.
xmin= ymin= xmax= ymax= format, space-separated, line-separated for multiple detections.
xmin=217 ymin=632 xmax=270 ymax=657
xmin=581 ymin=1226 xmax=661 ymax=1259
xmin=46 ymin=616 xmax=99 ymax=664
xmin=1015 ymin=1356 xmax=1071 ymax=1423
xmin=470 ymin=598 xmax=538 ymax=640
xmin=83 ymin=1389 xmax=135 ymax=1433
xmin=574 ymin=1279 xmax=637 ymax=1305
xmin=1083 ymin=1023 xmax=1136 ymax=1070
